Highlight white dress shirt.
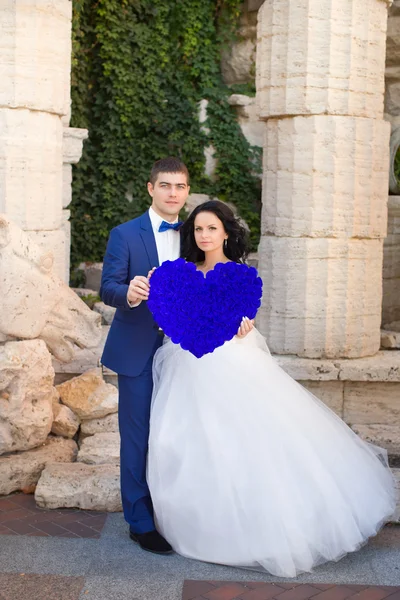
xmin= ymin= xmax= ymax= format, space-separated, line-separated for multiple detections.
xmin=127 ymin=207 xmax=181 ymax=308
xmin=148 ymin=206 xmax=181 ymax=264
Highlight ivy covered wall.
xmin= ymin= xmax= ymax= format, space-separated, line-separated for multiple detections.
xmin=70 ymin=0 xmax=262 ymax=269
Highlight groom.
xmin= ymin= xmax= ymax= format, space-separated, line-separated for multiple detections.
xmin=100 ymin=157 xmax=190 ymax=553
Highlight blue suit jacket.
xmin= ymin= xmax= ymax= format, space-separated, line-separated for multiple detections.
xmin=100 ymin=211 xmax=161 ymax=377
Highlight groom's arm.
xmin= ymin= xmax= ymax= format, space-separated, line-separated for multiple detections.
xmin=100 ymin=227 xmax=133 ymax=311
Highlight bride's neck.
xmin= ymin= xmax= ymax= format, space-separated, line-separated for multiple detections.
xmin=201 ymin=249 xmax=228 ymax=271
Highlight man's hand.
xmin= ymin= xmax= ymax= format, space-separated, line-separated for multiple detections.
xmin=236 ymin=317 xmax=254 ymax=338
xmin=127 ymin=275 xmax=151 ymax=304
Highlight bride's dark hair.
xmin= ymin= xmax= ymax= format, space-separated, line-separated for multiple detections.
xmin=180 ymin=200 xmax=250 ymax=264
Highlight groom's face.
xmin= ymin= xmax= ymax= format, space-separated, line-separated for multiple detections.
xmin=147 ymin=172 xmax=190 ymax=221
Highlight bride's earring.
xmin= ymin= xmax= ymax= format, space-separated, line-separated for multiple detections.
xmin=224 ymin=238 xmax=228 ymax=250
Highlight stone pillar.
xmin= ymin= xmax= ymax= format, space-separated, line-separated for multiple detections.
xmin=256 ymin=0 xmax=392 ymax=358
xmin=0 ymin=0 xmax=87 ymax=282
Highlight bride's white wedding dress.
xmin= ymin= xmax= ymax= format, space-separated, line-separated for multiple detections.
xmin=147 ymin=328 xmax=396 ymax=578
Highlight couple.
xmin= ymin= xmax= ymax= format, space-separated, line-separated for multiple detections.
xmin=100 ymin=157 xmax=396 ymax=578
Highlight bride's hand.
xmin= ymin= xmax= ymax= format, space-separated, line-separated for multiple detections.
xmin=147 ymin=267 xmax=157 ymax=282
xmin=236 ymin=317 xmax=254 ymax=338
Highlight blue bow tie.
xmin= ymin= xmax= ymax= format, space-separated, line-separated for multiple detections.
xmin=158 ymin=220 xmax=183 ymax=233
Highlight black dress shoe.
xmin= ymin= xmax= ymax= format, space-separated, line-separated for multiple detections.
xmin=129 ymin=529 xmax=173 ymax=555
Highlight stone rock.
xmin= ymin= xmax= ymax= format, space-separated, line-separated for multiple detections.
xmin=274 ymin=351 xmax=400 ymax=383
xmin=383 ymin=320 xmax=400 ymax=332
xmin=274 ymin=355 xmax=341 ymax=381
xmin=80 ymin=413 xmax=119 ymax=436
xmin=228 ymin=94 xmax=263 ymax=147
xmin=77 ymin=433 xmax=120 ymax=465
xmin=63 ymin=128 xmax=88 ymax=165
xmin=0 ymin=216 xmax=102 ymax=362
xmin=381 ymin=330 xmax=400 ymax=349
xmin=52 ymin=326 xmax=109 ymax=379
xmin=221 ymin=38 xmax=256 ymax=85
xmin=185 ymin=194 xmax=214 ymax=215
xmin=0 ymin=340 xmax=56 ymax=454
xmin=351 ymin=424 xmax=400 ymax=456
xmin=26 ymin=227 xmax=69 ymax=283
xmin=35 ymin=462 xmax=122 ymax=512
xmin=93 ymin=302 xmax=116 ymax=325
xmin=52 ymin=402 xmax=80 ymax=439
xmin=56 ymin=368 xmax=118 ymax=420
xmin=247 ymin=0 xmax=264 ymax=10
xmin=62 ymin=163 xmax=72 ymax=209
xmin=198 ymin=100 xmax=218 ymax=179
xmin=299 ymin=381 xmax=344 ymax=417
xmin=338 ymin=352 xmax=400 ymax=381
xmin=344 ymin=382 xmax=400 ymax=425
xmin=0 ymin=437 xmax=77 ymax=496
xmin=77 ymin=262 xmax=103 ymax=293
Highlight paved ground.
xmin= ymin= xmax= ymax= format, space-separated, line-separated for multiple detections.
xmin=0 ymin=494 xmax=399 ymax=600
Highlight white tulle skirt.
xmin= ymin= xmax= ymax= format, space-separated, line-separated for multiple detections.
xmin=147 ymin=329 xmax=397 ymax=578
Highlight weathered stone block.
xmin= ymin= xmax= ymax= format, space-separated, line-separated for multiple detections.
xmin=35 ymin=463 xmax=122 ymax=511
xmin=228 ymin=94 xmax=264 ymax=147
xmin=52 ymin=402 xmax=80 ymax=439
xmin=338 ymin=351 xmax=400 ymax=381
xmin=52 ymin=326 xmax=109 ymax=377
xmin=222 ymin=38 xmax=256 ymax=85
xmin=0 ymin=0 xmax=72 ymax=115
xmin=77 ymin=432 xmax=120 ymax=465
xmin=25 ymin=228 xmax=68 ymax=283
xmin=258 ymin=236 xmax=383 ymax=358
xmin=344 ymin=382 xmax=400 ymax=425
xmin=262 ymin=116 xmax=390 ymax=239
xmin=80 ymin=413 xmax=119 ymax=436
xmin=0 ymin=216 xmax=102 ymax=360
xmin=257 ymin=0 xmax=389 ymax=118
xmin=274 ymin=351 xmax=400 ymax=382
xmin=0 ymin=109 xmax=63 ymax=230
xmin=93 ymin=303 xmax=115 ymax=326
xmin=62 ymin=128 xmax=88 ymax=164
xmin=56 ymin=368 xmax=118 ymax=420
xmin=62 ymin=164 xmax=72 ymax=209
xmin=381 ymin=329 xmax=400 ymax=348
xmin=0 ymin=437 xmax=77 ymax=496
xmin=351 ymin=424 xmax=400 ymax=456
xmin=77 ymin=262 xmax=103 ymax=293
xmin=0 ymin=340 xmax=55 ymax=454
xmin=299 ymin=381 xmax=344 ymax=417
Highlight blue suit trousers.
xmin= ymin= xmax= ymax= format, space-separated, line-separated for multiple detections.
xmin=117 ymin=335 xmax=163 ymax=533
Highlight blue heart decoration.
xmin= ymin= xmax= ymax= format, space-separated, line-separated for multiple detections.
xmin=147 ymin=258 xmax=263 ymax=358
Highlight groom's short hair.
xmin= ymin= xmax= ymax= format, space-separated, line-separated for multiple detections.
xmin=150 ymin=157 xmax=190 ymax=186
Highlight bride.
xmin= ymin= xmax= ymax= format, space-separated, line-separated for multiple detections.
xmin=147 ymin=200 xmax=396 ymax=578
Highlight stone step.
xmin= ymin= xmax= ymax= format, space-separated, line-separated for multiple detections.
xmin=34 ymin=463 xmax=400 ymax=522
xmin=35 ymin=462 xmax=121 ymax=512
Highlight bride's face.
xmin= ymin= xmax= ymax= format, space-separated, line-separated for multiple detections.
xmin=194 ymin=211 xmax=228 ymax=253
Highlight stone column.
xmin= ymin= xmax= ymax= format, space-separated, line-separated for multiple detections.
xmin=256 ymin=0 xmax=392 ymax=358
xmin=0 ymin=0 xmax=86 ymax=282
